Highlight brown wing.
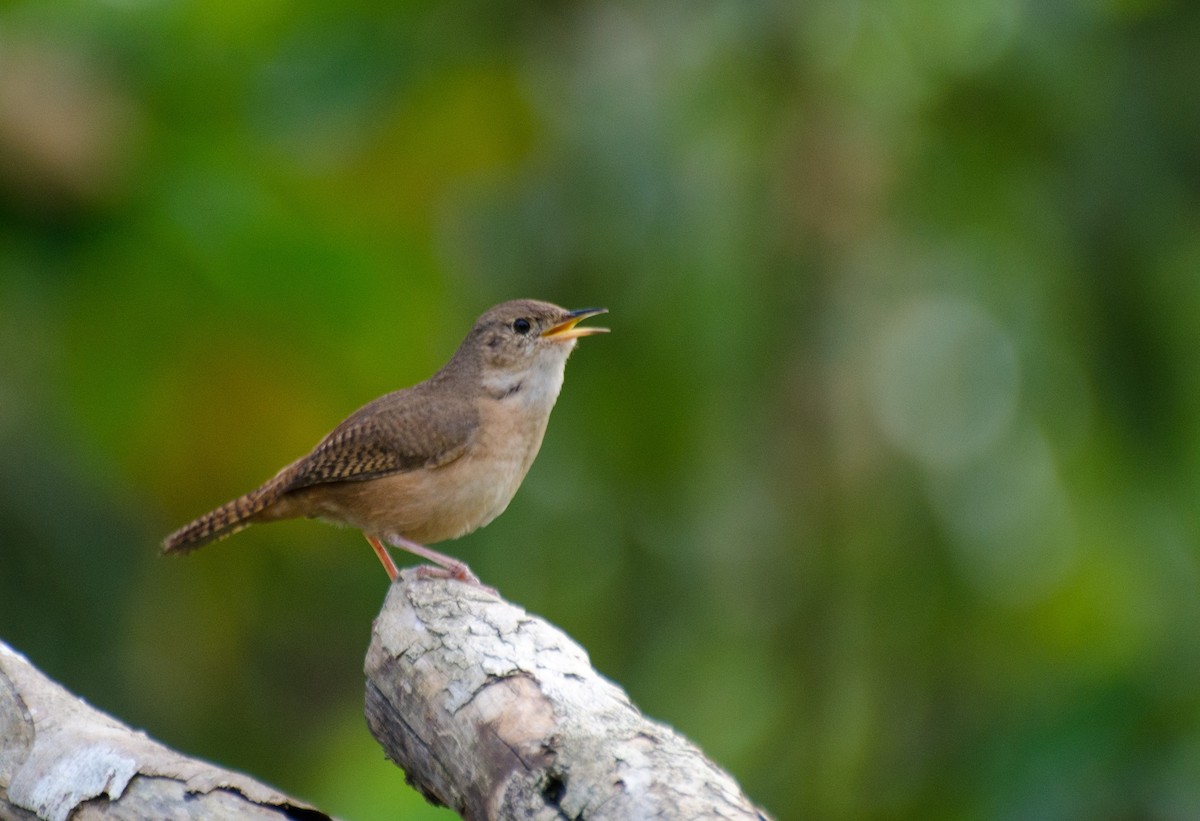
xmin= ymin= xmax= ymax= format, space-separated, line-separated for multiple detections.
xmin=281 ymin=389 xmax=478 ymax=491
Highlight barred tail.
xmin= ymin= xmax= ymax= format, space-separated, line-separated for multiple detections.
xmin=162 ymin=482 xmax=283 ymax=554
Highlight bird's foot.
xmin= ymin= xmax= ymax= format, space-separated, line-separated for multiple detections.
xmin=410 ymin=562 xmax=497 ymax=595
xmin=385 ymin=533 xmax=496 ymax=594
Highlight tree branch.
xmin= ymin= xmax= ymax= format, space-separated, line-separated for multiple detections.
xmin=364 ymin=574 xmax=772 ymax=820
xmin=1 ymin=575 xmax=771 ymax=821
xmin=0 ymin=641 xmax=331 ymax=821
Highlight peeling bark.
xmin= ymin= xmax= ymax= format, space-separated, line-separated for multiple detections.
xmin=0 ymin=642 xmax=330 ymax=821
xmin=1 ymin=575 xmax=771 ymax=820
xmin=364 ymin=574 xmax=773 ymax=820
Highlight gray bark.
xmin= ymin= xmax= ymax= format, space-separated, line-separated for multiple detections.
xmin=365 ymin=574 xmax=772 ymax=820
xmin=1 ymin=575 xmax=771 ymax=820
xmin=0 ymin=641 xmax=331 ymax=821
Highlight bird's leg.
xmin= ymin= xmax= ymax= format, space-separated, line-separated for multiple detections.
xmin=385 ymin=533 xmax=492 ymax=591
xmin=365 ymin=535 xmax=401 ymax=582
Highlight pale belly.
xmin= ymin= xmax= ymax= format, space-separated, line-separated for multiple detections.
xmin=274 ymin=438 xmax=537 ymax=545
xmin=262 ymin=389 xmax=556 ymax=545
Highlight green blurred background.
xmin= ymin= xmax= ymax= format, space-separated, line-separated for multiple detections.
xmin=2 ymin=1 xmax=1200 ymax=818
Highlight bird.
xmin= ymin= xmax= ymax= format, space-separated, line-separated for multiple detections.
xmin=162 ymin=299 xmax=608 ymax=585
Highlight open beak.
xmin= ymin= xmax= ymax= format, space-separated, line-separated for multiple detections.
xmin=541 ymin=307 xmax=609 ymax=341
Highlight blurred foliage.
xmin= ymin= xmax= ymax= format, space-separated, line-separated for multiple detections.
xmin=2 ymin=1 xmax=1200 ymax=819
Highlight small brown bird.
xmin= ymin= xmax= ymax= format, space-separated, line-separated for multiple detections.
xmin=163 ymin=299 xmax=608 ymax=584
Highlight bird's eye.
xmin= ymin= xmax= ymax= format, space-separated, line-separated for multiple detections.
xmin=512 ymin=318 xmax=532 ymax=335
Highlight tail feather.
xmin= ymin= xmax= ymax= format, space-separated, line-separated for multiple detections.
xmin=162 ymin=482 xmax=283 ymax=554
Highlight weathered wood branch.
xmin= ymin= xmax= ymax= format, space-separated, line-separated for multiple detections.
xmin=1 ymin=574 xmax=770 ymax=821
xmin=0 ymin=641 xmax=332 ymax=821
xmin=365 ymin=573 xmax=772 ymax=820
